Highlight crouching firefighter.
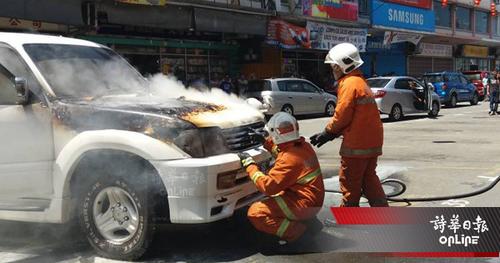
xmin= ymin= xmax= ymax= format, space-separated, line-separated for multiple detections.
xmin=310 ymin=43 xmax=388 ymax=207
xmin=238 ymin=112 xmax=325 ymax=243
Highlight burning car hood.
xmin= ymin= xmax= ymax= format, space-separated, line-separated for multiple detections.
xmin=52 ymin=96 xmax=263 ymax=131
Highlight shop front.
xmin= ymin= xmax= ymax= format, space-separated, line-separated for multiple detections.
xmin=455 ymin=45 xmax=494 ymax=71
xmin=408 ymin=42 xmax=453 ymax=77
xmin=80 ymin=35 xmax=237 ymax=86
xmin=361 ymin=37 xmax=407 ymax=77
xmin=261 ymin=19 xmax=367 ymax=88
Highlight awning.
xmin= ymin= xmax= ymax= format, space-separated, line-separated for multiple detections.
xmin=98 ymin=2 xmax=192 ymax=30
xmin=0 ymin=0 xmax=84 ymax=26
xmin=194 ymin=8 xmax=266 ymax=36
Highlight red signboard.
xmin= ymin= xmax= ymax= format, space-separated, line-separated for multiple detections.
xmin=266 ymin=19 xmax=311 ymax=49
xmin=384 ymin=0 xmax=432 ymax=9
xmin=303 ymin=0 xmax=359 ymax=21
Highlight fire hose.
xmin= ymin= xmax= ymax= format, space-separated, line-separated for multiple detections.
xmin=324 ymin=176 xmax=500 ymax=204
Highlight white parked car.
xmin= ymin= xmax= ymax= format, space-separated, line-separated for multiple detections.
xmin=367 ymin=76 xmax=441 ymax=121
xmin=0 ymin=33 xmax=270 ymax=260
xmin=243 ymin=78 xmax=337 ymax=117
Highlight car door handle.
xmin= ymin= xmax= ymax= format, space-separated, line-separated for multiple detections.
xmin=308 ymin=96 xmax=313 ymax=99
xmin=288 ymin=96 xmax=293 ymax=99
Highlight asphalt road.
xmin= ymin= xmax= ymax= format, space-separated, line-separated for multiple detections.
xmin=1 ymin=101 xmax=500 ymax=263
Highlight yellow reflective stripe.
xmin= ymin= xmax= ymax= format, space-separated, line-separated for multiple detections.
xmin=296 ymin=169 xmax=322 ymax=185
xmin=340 ymin=146 xmax=382 ymax=156
xmin=242 ymin=157 xmax=255 ymax=167
xmin=251 ymin=171 xmax=265 ymax=184
xmin=274 ymin=196 xmax=297 ymax=220
xmin=356 ymin=97 xmax=376 ymax=105
xmin=276 ymin=218 xmax=290 ymax=238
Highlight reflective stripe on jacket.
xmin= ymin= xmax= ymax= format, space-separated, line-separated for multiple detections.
xmin=325 ymin=70 xmax=383 ymax=158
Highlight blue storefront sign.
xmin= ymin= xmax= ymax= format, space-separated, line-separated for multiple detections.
xmin=371 ymin=0 xmax=435 ymax=32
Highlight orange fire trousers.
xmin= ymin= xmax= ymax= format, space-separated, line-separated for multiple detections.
xmin=247 ymin=197 xmax=320 ymax=242
xmin=339 ymin=157 xmax=388 ymax=207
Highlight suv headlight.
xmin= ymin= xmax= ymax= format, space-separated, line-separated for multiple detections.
xmin=173 ymin=127 xmax=230 ymax=158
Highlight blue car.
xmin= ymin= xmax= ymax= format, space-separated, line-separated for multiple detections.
xmin=423 ymin=72 xmax=479 ymax=107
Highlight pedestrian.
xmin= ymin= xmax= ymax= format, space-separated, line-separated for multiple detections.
xmin=238 ymin=112 xmax=324 ymax=245
xmin=310 ymin=43 xmax=388 ymax=207
xmin=236 ymin=73 xmax=248 ymax=95
xmin=219 ymin=75 xmax=233 ymax=94
xmin=488 ymin=72 xmax=499 ymax=115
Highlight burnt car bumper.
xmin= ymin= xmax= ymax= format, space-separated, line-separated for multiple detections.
xmin=150 ymin=146 xmax=271 ymax=224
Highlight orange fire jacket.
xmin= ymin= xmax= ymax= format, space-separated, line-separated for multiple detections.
xmin=245 ymin=137 xmax=324 ymax=215
xmin=325 ymin=69 xmax=383 ymax=158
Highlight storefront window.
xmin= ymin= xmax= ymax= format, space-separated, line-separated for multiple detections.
xmin=475 ymin=11 xmax=489 ymax=34
xmin=456 ymin=57 xmax=491 ymax=71
xmin=494 ymin=16 xmax=500 ymax=36
xmin=434 ymin=1 xmax=451 ymax=27
xmin=456 ymin=6 xmax=471 ymax=31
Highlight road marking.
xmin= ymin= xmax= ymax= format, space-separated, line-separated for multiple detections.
xmin=441 ymin=199 xmax=470 ymax=207
xmin=477 ymin=176 xmax=498 ymax=182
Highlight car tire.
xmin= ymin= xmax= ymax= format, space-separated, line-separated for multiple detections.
xmin=325 ymin=102 xmax=336 ymax=117
xmin=281 ymin=104 xmax=294 ymax=116
xmin=77 ymin=166 xmax=156 ymax=261
xmin=428 ymin=101 xmax=440 ymax=118
xmin=389 ymin=104 xmax=403 ymax=121
xmin=446 ymin=93 xmax=457 ymax=107
xmin=470 ymin=92 xmax=479 ymax=105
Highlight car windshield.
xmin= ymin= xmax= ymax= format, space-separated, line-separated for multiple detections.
xmin=463 ymin=73 xmax=481 ymax=81
xmin=23 ymin=44 xmax=147 ymax=99
xmin=367 ymin=79 xmax=390 ymax=88
xmin=423 ymin=74 xmax=443 ymax=83
xmin=246 ymin=80 xmax=271 ymax=93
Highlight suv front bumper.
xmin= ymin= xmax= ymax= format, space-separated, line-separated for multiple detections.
xmin=151 ymin=147 xmax=271 ymax=224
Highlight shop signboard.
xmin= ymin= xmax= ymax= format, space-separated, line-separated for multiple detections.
xmin=302 ymin=0 xmax=358 ymax=21
xmin=417 ymin=43 xmax=452 ymax=57
xmin=372 ymin=0 xmax=435 ymax=32
xmin=115 ymin=0 xmax=167 ymax=5
xmin=266 ymin=19 xmax=311 ymax=49
xmin=306 ymin=21 xmax=367 ymax=51
xmin=384 ymin=0 xmax=432 ymax=9
xmin=383 ymin=31 xmax=422 ymax=45
xmin=0 ymin=17 xmax=67 ymax=32
xmin=462 ymin=45 xmax=489 ymax=58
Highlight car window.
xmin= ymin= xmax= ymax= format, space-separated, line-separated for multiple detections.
xmin=394 ymin=79 xmax=410 ymax=90
xmin=302 ymin=82 xmax=320 ymax=93
xmin=424 ymin=75 xmax=443 ymax=83
xmin=277 ymin=81 xmax=287 ymax=91
xmin=367 ymin=79 xmax=390 ymax=88
xmin=463 ymin=73 xmax=481 ymax=81
xmin=459 ymin=76 xmax=468 ymax=85
xmin=246 ymin=80 xmax=271 ymax=93
xmin=448 ymin=74 xmax=459 ymax=82
xmin=0 ymin=45 xmax=42 ymax=103
xmin=285 ymin=81 xmax=304 ymax=92
xmin=0 ymin=63 xmax=18 ymax=104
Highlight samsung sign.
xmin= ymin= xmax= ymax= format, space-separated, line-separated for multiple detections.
xmin=372 ymin=0 xmax=435 ymax=32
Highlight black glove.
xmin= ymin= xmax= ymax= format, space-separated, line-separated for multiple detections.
xmin=238 ymin=152 xmax=256 ymax=168
xmin=310 ymin=131 xmax=336 ymax=148
xmin=248 ymin=128 xmax=269 ymax=144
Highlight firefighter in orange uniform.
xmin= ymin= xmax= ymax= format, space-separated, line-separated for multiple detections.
xmin=238 ymin=112 xmax=324 ymax=243
xmin=310 ymin=43 xmax=388 ymax=207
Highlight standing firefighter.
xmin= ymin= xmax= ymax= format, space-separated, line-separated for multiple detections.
xmin=310 ymin=43 xmax=388 ymax=207
xmin=238 ymin=112 xmax=324 ymax=243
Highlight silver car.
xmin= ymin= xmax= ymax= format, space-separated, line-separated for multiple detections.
xmin=244 ymin=78 xmax=337 ymax=116
xmin=367 ymin=76 xmax=441 ymax=121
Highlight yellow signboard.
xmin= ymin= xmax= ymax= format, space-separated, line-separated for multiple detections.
xmin=462 ymin=45 xmax=489 ymax=58
xmin=116 ymin=0 xmax=167 ymax=5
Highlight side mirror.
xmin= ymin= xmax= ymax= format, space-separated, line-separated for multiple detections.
xmin=14 ymin=77 xmax=29 ymax=105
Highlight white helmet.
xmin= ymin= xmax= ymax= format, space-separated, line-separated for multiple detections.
xmin=324 ymin=43 xmax=364 ymax=74
xmin=265 ymin=112 xmax=300 ymax=145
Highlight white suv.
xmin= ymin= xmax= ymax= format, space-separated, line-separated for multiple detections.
xmin=0 ymin=33 xmax=270 ymax=260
